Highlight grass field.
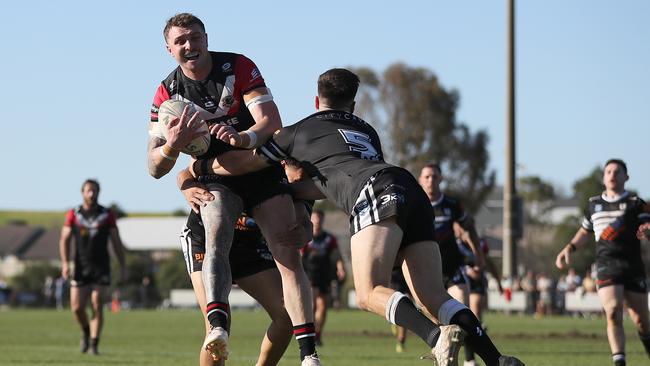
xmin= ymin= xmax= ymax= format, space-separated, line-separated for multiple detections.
xmin=0 ymin=308 xmax=647 ymax=365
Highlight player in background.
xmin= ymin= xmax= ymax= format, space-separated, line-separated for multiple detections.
xmin=59 ymin=179 xmax=126 ymax=355
xmin=193 ymin=68 xmax=524 ymax=366
xmin=147 ymin=13 xmax=319 ymax=364
xmin=301 ymin=209 xmax=346 ymax=346
xmin=457 ymin=234 xmax=503 ymax=366
xmin=556 ymin=159 xmax=650 ymax=366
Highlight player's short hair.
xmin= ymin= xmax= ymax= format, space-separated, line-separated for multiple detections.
xmin=317 ymin=68 xmax=360 ymax=109
xmin=81 ymin=179 xmax=100 ymax=192
xmin=164 ymin=13 xmax=206 ymax=41
xmin=604 ymin=158 xmax=627 ymax=174
xmin=422 ymin=162 xmax=442 ymax=175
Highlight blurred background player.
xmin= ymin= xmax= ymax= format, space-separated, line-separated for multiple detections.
xmin=556 ymin=159 xmax=650 ymax=366
xmin=457 ymin=235 xmax=503 ymax=366
xmin=58 ymin=179 xmax=126 ymax=355
xmin=301 ymin=209 xmax=346 ymax=346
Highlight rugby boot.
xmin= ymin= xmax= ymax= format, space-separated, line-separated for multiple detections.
xmin=301 ymin=354 xmax=322 ymax=366
xmin=203 ymin=326 xmax=229 ymax=361
xmin=421 ymin=324 xmax=465 ymax=366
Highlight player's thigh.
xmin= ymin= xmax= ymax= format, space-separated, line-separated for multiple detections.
xmin=624 ymin=290 xmax=650 ymax=330
xmin=190 ymin=271 xmax=211 ymax=332
xmin=598 ymin=284 xmax=625 ymax=317
xmin=350 ymin=218 xmax=403 ymax=292
xmin=237 ymin=268 xmax=288 ymax=320
xmin=253 ymin=194 xmax=299 ymax=243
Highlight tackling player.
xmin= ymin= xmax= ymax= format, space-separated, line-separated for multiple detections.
xmin=194 ymin=68 xmax=524 ymax=366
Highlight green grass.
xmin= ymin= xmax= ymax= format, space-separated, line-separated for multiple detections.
xmin=0 ymin=309 xmax=647 ymax=365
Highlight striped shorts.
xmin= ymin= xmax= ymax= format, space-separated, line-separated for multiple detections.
xmin=350 ymin=167 xmax=436 ymax=248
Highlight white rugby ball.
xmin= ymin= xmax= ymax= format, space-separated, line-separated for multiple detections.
xmin=157 ymin=99 xmax=211 ymax=156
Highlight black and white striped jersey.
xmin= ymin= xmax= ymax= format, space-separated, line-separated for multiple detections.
xmin=258 ymin=110 xmax=394 ymax=214
xmin=581 ymin=191 xmax=650 ymax=262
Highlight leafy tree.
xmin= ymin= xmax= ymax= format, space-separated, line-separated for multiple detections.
xmin=109 ymin=202 xmax=127 ymax=219
xmin=518 ymin=175 xmax=556 ymax=223
xmin=155 ymin=254 xmax=191 ymax=299
xmin=572 ymin=166 xmax=604 ymax=213
xmin=352 ymin=63 xmax=494 ymax=213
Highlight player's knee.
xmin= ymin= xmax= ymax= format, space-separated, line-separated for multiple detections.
xmin=267 ymin=222 xmax=306 ymax=248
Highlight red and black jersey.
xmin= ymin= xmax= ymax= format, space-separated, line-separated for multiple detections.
xmin=302 ymin=231 xmax=338 ymax=281
xmin=430 ymin=194 xmax=470 ymax=276
xmin=150 ymin=51 xmax=266 ymax=158
xmin=64 ymin=205 xmax=116 ymax=274
xmin=301 ymin=231 xmax=339 ymax=273
xmin=582 ymin=191 xmax=650 ymax=265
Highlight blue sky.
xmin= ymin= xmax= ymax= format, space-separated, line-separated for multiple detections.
xmin=1 ymin=1 xmax=648 ymax=212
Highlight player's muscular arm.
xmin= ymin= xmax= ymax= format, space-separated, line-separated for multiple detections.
xmin=555 ymin=227 xmax=590 ymax=269
xmin=189 ymin=150 xmax=270 ymax=177
xmin=109 ymin=228 xmax=127 ymax=281
xmin=455 ymin=219 xmax=485 ymax=269
xmin=59 ymin=226 xmax=72 ymax=280
xmin=147 ymin=132 xmax=178 ymax=179
xmin=211 ymin=87 xmax=282 ymax=148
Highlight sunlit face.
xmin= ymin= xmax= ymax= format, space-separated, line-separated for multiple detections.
xmin=418 ymin=166 xmax=442 ymax=195
xmin=165 ymin=24 xmax=210 ymax=75
xmin=603 ymin=162 xmax=628 ymax=192
xmin=82 ymin=183 xmax=99 ymax=207
xmin=311 ymin=212 xmax=323 ymax=235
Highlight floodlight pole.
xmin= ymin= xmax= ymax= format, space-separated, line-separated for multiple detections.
xmin=503 ymin=0 xmax=518 ymax=279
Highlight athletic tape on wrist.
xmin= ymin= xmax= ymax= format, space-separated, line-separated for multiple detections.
xmin=159 ymin=146 xmax=177 ymax=161
xmin=243 ymin=130 xmax=258 ymax=149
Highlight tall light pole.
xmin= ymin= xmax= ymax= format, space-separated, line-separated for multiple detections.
xmin=503 ymin=0 xmax=518 ymax=279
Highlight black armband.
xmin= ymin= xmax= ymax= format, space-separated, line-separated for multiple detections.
xmin=200 ymin=159 xmax=211 ymax=176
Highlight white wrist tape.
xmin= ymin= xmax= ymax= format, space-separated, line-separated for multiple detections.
xmin=242 ymin=130 xmax=258 ymax=149
xmin=245 ymin=88 xmax=274 ymax=109
xmin=159 ymin=146 xmax=177 ymax=161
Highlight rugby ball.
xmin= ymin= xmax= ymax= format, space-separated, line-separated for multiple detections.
xmin=157 ymin=99 xmax=211 ymax=156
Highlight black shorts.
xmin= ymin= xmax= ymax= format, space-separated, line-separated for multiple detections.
xmin=198 ymin=166 xmax=291 ymax=212
xmin=595 ymin=258 xmax=647 ymax=293
xmin=71 ymin=264 xmax=110 ymax=287
xmin=307 ymin=269 xmax=332 ymax=294
xmin=390 ymin=267 xmax=411 ymax=295
xmin=180 ymin=225 xmax=276 ymax=281
xmin=468 ymin=272 xmax=488 ymax=295
xmin=442 ymin=266 xmax=468 ymax=290
xmin=350 ymin=167 xmax=435 ymax=248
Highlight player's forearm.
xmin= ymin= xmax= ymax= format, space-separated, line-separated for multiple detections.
xmin=244 ymin=102 xmax=282 ymax=148
xmin=566 ymin=227 xmax=590 ymax=251
xmin=148 ymin=138 xmax=179 ymax=179
xmin=191 ymin=151 xmax=268 ymax=177
xmin=59 ymin=239 xmax=69 ymax=263
xmin=177 ymin=168 xmax=195 ymax=189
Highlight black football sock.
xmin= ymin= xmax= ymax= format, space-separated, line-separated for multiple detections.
xmin=206 ymin=301 xmax=229 ymax=330
xmin=613 ymin=352 xmax=626 ymax=366
xmin=386 ymin=291 xmax=440 ymax=348
xmin=293 ymin=323 xmax=317 ymax=360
